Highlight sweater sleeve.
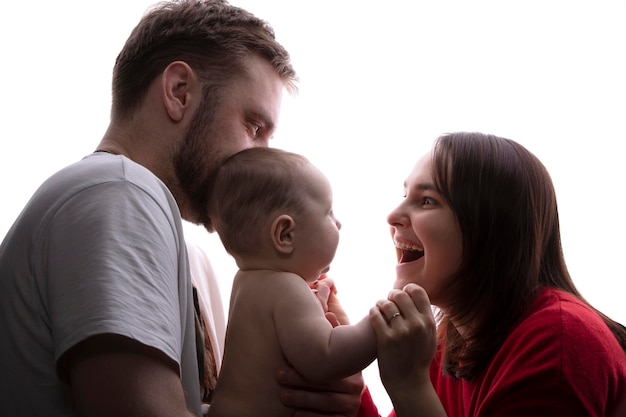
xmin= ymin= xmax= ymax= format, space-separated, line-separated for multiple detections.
xmin=357 ymin=386 xmax=381 ymax=417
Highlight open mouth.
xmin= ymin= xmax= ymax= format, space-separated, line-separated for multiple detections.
xmin=400 ymin=249 xmax=424 ymax=263
xmin=395 ymin=240 xmax=424 ymax=263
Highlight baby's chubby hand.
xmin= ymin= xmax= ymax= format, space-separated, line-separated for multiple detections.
xmin=309 ymin=274 xmax=336 ymax=313
xmin=310 ymin=274 xmax=351 ymax=326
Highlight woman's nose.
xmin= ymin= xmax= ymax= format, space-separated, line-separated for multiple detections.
xmin=387 ymin=204 xmax=406 ymax=228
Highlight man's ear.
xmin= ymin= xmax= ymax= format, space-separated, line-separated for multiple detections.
xmin=270 ymin=214 xmax=295 ymax=255
xmin=161 ymin=61 xmax=198 ymax=122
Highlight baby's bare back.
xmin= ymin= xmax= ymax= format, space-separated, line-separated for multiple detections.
xmin=208 ymin=270 xmax=317 ymax=417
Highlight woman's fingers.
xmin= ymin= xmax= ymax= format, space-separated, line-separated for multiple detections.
xmin=372 ymin=284 xmax=432 ymax=326
xmin=369 ymin=284 xmax=437 ymax=393
xmin=388 ymin=284 xmax=432 ymax=318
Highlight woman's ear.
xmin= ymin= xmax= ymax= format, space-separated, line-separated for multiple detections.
xmin=161 ymin=61 xmax=197 ymax=122
xmin=270 ymin=214 xmax=295 ymax=255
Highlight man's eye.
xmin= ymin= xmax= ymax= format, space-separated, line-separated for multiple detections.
xmin=248 ymin=122 xmax=261 ymax=136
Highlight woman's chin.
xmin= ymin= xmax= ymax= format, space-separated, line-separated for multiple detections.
xmin=394 ymin=264 xmax=423 ymax=289
xmin=393 ymin=277 xmax=414 ymax=290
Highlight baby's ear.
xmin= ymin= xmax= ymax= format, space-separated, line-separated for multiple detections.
xmin=270 ymin=214 xmax=295 ymax=254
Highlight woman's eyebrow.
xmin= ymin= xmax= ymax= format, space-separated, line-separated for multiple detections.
xmin=405 ymin=182 xmax=437 ymax=192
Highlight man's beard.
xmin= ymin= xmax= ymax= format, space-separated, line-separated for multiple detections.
xmin=172 ymin=93 xmax=221 ymax=229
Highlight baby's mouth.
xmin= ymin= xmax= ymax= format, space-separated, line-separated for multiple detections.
xmin=394 ymin=241 xmax=425 ymax=263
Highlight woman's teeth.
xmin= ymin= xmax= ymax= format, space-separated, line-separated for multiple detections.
xmin=395 ymin=241 xmax=424 ymax=263
xmin=395 ymin=241 xmax=422 ymax=251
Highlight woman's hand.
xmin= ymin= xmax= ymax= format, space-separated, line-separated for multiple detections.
xmin=370 ymin=284 xmax=437 ymax=393
xmin=370 ymin=284 xmax=446 ymax=417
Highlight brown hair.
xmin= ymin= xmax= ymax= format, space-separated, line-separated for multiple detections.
xmin=209 ymin=147 xmax=311 ymax=256
xmin=431 ymin=132 xmax=626 ymax=379
xmin=111 ymin=0 xmax=297 ymax=120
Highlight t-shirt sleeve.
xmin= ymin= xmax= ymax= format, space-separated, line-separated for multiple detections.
xmin=41 ymin=180 xmax=183 ymax=379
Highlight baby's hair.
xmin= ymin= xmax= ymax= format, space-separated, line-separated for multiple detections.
xmin=209 ymin=147 xmax=311 ymax=256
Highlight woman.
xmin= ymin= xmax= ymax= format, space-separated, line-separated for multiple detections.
xmin=368 ymin=132 xmax=626 ymax=417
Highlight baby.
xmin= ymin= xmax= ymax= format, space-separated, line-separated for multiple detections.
xmin=206 ymin=147 xmax=377 ymax=417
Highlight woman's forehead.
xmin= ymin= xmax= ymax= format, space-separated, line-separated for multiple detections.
xmin=405 ymin=152 xmax=433 ymax=186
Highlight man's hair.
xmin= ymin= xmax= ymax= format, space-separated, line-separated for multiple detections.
xmin=111 ymin=0 xmax=297 ymax=120
xmin=209 ymin=147 xmax=311 ymax=257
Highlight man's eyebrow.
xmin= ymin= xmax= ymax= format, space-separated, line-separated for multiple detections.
xmin=250 ymin=111 xmax=275 ymax=131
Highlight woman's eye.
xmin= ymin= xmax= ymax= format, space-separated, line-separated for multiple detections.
xmin=423 ymin=197 xmax=435 ymax=206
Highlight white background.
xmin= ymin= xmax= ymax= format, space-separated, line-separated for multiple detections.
xmin=2 ymin=1 xmax=625 ymax=414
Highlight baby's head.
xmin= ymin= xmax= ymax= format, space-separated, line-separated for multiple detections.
xmin=208 ymin=147 xmax=341 ymax=281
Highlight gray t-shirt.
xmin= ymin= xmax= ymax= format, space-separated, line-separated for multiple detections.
xmin=0 ymin=153 xmax=201 ymax=416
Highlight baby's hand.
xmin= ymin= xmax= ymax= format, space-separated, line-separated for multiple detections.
xmin=310 ymin=274 xmax=352 ymax=325
xmin=309 ymin=274 xmax=335 ymax=312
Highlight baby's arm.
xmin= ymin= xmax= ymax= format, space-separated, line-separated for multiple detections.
xmin=275 ymin=275 xmax=376 ymax=383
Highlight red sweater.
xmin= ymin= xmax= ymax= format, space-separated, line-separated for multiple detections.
xmin=359 ymin=288 xmax=626 ymax=417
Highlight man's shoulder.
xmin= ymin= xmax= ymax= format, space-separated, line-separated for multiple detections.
xmin=64 ymin=153 xmax=158 ymax=187
xmin=48 ymin=153 xmax=173 ymax=206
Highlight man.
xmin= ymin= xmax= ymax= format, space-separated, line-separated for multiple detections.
xmin=0 ymin=1 xmax=364 ymax=416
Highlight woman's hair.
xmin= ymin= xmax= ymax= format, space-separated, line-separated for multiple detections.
xmin=431 ymin=132 xmax=626 ymax=379
xmin=111 ymin=0 xmax=297 ymax=120
xmin=208 ymin=147 xmax=310 ymax=257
